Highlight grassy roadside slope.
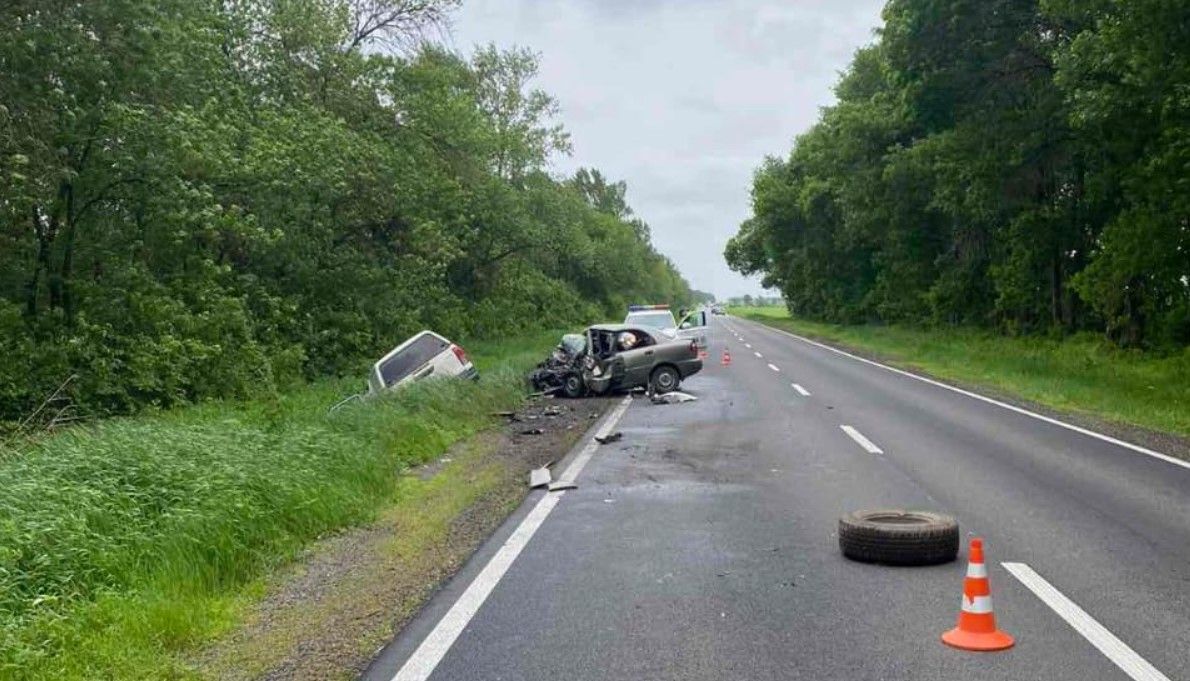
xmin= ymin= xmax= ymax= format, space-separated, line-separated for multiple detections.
xmin=729 ymin=307 xmax=1190 ymax=438
xmin=0 ymin=331 xmax=559 ymax=680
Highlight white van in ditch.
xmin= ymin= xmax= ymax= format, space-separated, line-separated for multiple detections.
xmin=367 ymin=330 xmax=478 ymax=394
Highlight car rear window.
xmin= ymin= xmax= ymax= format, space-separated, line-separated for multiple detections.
xmin=625 ymin=311 xmax=676 ymax=329
xmin=377 ymin=334 xmax=449 ymax=387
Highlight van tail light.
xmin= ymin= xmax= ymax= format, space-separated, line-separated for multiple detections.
xmin=689 ymin=341 xmax=698 ymax=356
xmin=451 ymin=344 xmax=469 ymax=365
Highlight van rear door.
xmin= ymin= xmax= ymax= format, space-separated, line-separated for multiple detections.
xmin=373 ymin=332 xmax=451 ymax=390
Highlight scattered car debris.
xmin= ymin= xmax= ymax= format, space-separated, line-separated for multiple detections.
xmin=649 ymin=391 xmax=698 ymax=405
xmin=547 ymin=480 xmax=577 ymax=492
xmin=529 ymin=467 xmax=551 ymax=489
xmin=595 ymin=432 xmax=623 ymax=444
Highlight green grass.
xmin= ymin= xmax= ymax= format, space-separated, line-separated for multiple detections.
xmin=729 ymin=306 xmax=1190 ymax=437
xmin=0 ymin=329 xmax=561 ymax=680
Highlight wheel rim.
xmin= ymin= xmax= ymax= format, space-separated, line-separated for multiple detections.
xmin=656 ymin=370 xmax=676 ymax=390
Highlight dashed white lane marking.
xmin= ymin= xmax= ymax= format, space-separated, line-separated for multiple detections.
xmin=840 ymin=425 xmax=883 ymax=454
xmin=744 ymin=343 xmax=752 ymax=349
xmin=792 ymin=383 xmax=811 ymax=396
xmin=754 ymin=352 xmax=763 ymax=359
xmin=1002 ymin=562 xmax=1171 ymax=681
xmin=738 ymin=319 xmax=1190 ymax=472
xmin=767 ymin=363 xmax=780 ymax=372
xmin=390 ymin=396 xmax=633 ymax=681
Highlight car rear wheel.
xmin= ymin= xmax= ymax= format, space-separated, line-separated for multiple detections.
xmin=562 ymin=373 xmax=585 ymax=399
xmin=650 ymin=365 xmax=680 ymax=394
xmin=838 ymin=510 xmax=959 ymax=566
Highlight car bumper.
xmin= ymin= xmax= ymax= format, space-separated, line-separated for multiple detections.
xmin=675 ymin=358 xmax=703 ymax=378
xmin=461 ymin=366 xmax=480 ymax=381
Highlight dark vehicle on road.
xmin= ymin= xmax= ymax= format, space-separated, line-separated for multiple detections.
xmin=529 ymin=324 xmax=702 ymax=397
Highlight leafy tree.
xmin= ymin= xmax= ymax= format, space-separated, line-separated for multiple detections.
xmin=0 ymin=0 xmax=692 ymax=424
xmin=727 ymin=0 xmax=1186 ymax=348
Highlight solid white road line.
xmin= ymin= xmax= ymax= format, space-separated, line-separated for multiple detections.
xmin=767 ymin=363 xmax=780 ymax=372
xmin=1002 ymin=562 xmax=1171 ymax=681
xmin=739 ymin=319 xmax=1190 ymax=471
xmin=390 ymin=396 xmax=633 ymax=681
xmin=840 ymin=425 xmax=883 ymax=455
xmin=754 ymin=352 xmax=763 ymax=359
xmin=792 ymin=383 xmax=811 ymax=396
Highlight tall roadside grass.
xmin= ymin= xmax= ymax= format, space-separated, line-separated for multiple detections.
xmin=729 ymin=307 xmax=1190 ymax=437
xmin=0 ymin=330 xmax=560 ymax=680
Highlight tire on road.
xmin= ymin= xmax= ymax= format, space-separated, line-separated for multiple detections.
xmin=838 ymin=510 xmax=959 ymax=566
xmin=649 ymin=365 xmax=680 ymax=394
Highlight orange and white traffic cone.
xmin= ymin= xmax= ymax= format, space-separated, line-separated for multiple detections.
xmin=721 ymin=350 xmax=731 ymax=366
xmin=942 ymin=537 xmax=1014 ymax=651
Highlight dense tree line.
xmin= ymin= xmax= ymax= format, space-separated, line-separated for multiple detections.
xmin=0 ymin=0 xmax=692 ymax=422
xmin=727 ymin=0 xmax=1188 ymax=348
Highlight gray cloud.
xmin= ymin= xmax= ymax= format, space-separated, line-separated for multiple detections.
xmin=451 ymin=0 xmax=884 ymax=298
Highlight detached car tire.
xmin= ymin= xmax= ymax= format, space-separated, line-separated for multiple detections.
xmin=650 ymin=365 xmax=680 ymax=394
xmin=838 ymin=510 xmax=958 ymax=566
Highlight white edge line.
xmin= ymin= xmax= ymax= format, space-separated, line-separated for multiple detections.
xmin=740 ymin=319 xmax=1190 ymax=471
xmin=1003 ymin=562 xmax=1171 ymax=681
xmin=391 ymin=395 xmax=633 ymax=681
xmin=840 ymin=424 xmax=883 ymax=454
xmin=792 ymin=383 xmax=811 ymax=397
xmin=767 ymin=363 xmax=780 ymax=372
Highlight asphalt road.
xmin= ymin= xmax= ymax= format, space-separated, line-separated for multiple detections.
xmin=364 ymin=315 xmax=1190 ymax=681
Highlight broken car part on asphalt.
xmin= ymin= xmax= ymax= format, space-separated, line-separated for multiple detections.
xmin=528 ymin=467 xmax=551 ymax=489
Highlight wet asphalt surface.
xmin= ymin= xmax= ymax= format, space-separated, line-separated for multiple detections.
xmin=364 ymin=316 xmax=1190 ymax=681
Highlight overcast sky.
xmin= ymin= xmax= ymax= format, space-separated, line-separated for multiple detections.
xmin=451 ymin=0 xmax=886 ymax=298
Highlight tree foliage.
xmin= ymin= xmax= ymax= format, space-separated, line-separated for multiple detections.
xmin=0 ymin=0 xmax=691 ymax=422
xmin=727 ymin=0 xmax=1189 ymax=347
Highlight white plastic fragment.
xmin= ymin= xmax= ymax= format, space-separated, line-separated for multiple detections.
xmin=650 ymin=391 xmax=698 ymax=404
xmin=529 ymin=467 xmax=551 ymax=489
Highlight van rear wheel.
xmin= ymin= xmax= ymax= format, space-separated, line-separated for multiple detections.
xmin=650 ymin=365 xmax=680 ymax=394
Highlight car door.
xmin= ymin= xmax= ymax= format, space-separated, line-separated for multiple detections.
xmin=676 ymin=311 xmax=708 ymax=349
xmin=617 ymin=329 xmax=658 ymax=387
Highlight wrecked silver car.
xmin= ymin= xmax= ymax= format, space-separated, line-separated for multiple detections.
xmin=528 ymin=324 xmax=702 ymax=397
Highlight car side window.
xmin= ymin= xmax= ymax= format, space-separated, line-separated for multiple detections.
xmin=629 ymin=329 xmax=654 ymax=347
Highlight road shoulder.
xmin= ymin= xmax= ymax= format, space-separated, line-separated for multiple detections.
xmin=192 ymin=397 xmax=616 ymax=680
